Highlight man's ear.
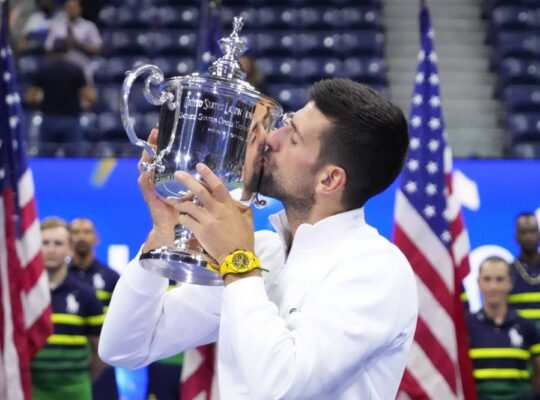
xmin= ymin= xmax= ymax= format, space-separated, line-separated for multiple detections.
xmin=316 ymin=165 xmax=347 ymax=196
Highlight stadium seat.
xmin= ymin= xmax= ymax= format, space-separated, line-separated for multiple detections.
xmin=99 ymin=111 xmax=131 ymax=141
xmin=96 ymin=85 xmax=121 ymax=113
xmin=257 ymin=57 xmax=298 ymax=83
xmin=16 ymin=54 xmax=43 ymax=83
xmin=138 ymin=31 xmax=197 ymax=57
xmin=298 ymin=57 xmax=342 ymax=83
xmin=495 ymin=33 xmax=540 ymax=61
xmin=335 ymin=32 xmax=385 ymax=57
xmin=341 ymin=57 xmax=387 ymax=84
xmin=502 ymin=85 xmax=540 ymax=113
xmin=507 ymin=112 xmax=540 ymax=142
xmin=491 ymin=7 xmax=539 ymax=31
xmin=257 ymin=7 xmax=297 ymax=30
xmin=103 ymin=30 xmax=145 ymax=55
xmin=152 ymin=57 xmax=196 ymax=77
xmin=511 ymin=142 xmax=540 ymax=158
xmin=498 ymin=58 xmax=540 ymax=88
xmin=266 ymin=84 xmax=310 ymax=112
xmin=158 ymin=6 xmax=199 ymax=29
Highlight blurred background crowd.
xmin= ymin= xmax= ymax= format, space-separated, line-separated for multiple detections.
xmin=7 ymin=0 xmax=540 ymax=158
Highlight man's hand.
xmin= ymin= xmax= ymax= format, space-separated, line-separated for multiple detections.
xmin=138 ymin=129 xmax=179 ymax=252
xmin=174 ymin=163 xmax=255 ymax=266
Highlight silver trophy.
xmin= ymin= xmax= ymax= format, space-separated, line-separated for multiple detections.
xmin=120 ymin=17 xmax=283 ymax=285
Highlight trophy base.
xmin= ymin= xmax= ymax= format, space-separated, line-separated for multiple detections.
xmin=140 ymin=247 xmax=223 ymax=286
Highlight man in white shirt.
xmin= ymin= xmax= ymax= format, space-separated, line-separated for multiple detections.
xmin=44 ymin=0 xmax=102 ymax=83
xmin=99 ymin=79 xmax=418 ymax=399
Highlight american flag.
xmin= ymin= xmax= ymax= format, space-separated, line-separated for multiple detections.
xmin=0 ymin=2 xmax=53 ymax=399
xmin=393 ymin=3 xmax=476 ymax=400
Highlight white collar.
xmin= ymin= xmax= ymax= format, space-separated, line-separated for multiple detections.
xmin=269 ymin=208 xmax=366 ymax=254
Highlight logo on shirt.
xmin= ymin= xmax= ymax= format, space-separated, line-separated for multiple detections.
xmin=66 ymin=293 xmax=80 ymax=314
xmin=509 ymin=327 xmax=523 ymax=348
xmin=93 ymin=273 xmax=105 ymax=290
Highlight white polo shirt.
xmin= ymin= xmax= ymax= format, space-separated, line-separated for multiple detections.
xmin=100 ymin=208 xmax=418 ymax=399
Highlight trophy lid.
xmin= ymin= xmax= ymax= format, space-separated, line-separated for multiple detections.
xmin=207 ymin=17 xmax=248 ymax=81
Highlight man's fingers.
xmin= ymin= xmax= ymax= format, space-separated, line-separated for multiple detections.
xmin=138 ymin=129 xmax=159 ymax=173
xmin=174 ymin=171 xmax=214 ymax=208
xmin=174 ymin=200 xmax=206 ymax=224
xmin=195 ymin=163 xmax=230 ymax=202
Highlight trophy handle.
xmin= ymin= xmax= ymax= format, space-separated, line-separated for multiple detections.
xmin=120 ymin=64 xmax=177 ymax=159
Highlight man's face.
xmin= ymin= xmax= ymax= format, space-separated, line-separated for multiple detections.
xmin=478 ymin=260 xmax=513 ymax=307
xmin=65 ymin=0 xmax=81 ymax=20
xmin=256 ymin=101 xmax=332 ymax=209
xmin=516 ymin=215 xmax=540 ymax=253
xmin=71 ymin=219 xmax=97 ymax=257
xmin=42 ymin=227 xmax=71 ymax=271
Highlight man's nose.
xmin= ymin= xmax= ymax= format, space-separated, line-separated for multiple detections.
xmin=265 ymin=126 xmax=286 ymax=152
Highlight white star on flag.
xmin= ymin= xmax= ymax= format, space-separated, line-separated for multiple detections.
xmin=428 ymin=139 xmax=440 ymax=152
xmin=412 ymin=94 xmax=423 ymax=106
xmin=428 ymin=118 xmax=441 ymax=130
xmin=410 ymin=137 xmax=421 ymax=150
xmin=418 ymin=50 xmax=425 ymax=61
xmin=9 ymin=115 xmax=18 ymax=129
xmin=426 ymin=161 xmax=438 ymax=174
xmin=429 ymin=74 xmax=440 ymax=86
xmin=407 ymin=159 xmax=419 ymax=171
xmin=423 ymin=205 xmax=436 ymax=218
xmin=430 ymin=96 xmax=441 ymax=108
xmin=440 ymin=230 xmax=451 ymax=243
xmin=429 ymin=52 xmax=438 ymax=63
xmin=425 ymin=183 xmax=437 ymax=196
xmin=411 ymin=116 xmax=422 ymax=127
xmin=405 ymin=181 xmax=418 ymax=193
xmin=415 ymin=73 xmax=425 ymax=84
xmin=3 ymin=71 xmax=9 ymax=81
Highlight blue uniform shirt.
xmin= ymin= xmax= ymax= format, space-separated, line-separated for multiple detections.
xmin=467 ymin=308 xmax=540 ymax=400
xmin=69 ymin=258 xmax=120 ymax=312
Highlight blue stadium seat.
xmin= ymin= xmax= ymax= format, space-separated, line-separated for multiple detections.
xmin=495 ymin=33 xmax=540 ymax=60
xmin=99 ymin=111 xmax=131 ymax=141
xmin=152 ymin=57 xmax=196 ymax=77
xmin=503 ymin=85 xmax=540 ymax=113
xmin=266 ymin=84 xmax=309 ymax=112
xmin=511 ymin=142 xmax=540 ymax=158
xmin=298 ymin=7 xmax=326 ymax=30
xmin=298 ymin=57 xmax=342 ymax=83
xmin=335 ymin=32 xmax=384 ymax=57
xmin=257 ymin=7 xmax=297 ymax=30
xmin=80 ymin=112 xmax=100 ymax=142
xmin=252 ymin=32 xmax=295 ymax=56
xmin=342 ymin=7 xmax=383 ymax=30
xmin=222 ymin=7 xmax=258 ymax=30
xmin=93 ymin=56 xmax=150 ymax=84
xmin=158 ymin=6 xmax=199 ymax=29
xmin=341 ymin=57 xmax=387 ymax=84
xmin=97 ymin=5 xmax=117 ymax=28
xmin=17 ymin=54 xmax=43 ymax=83
xmin=491 ymin=7 xmax=539 ymax=31
xmin=116 ymin=6 xmax=147 ymax=28
xmin=103 ymin=30 xmax=145 ymax=55
xmin=257 ymin=57 xmax=298 ymax=83
xmin=498 ymin=58 xmax=540 ymax=88
xmin=96 ymin=85 xmax=121 ymax=113
xmin=507 ymin=113 xmax=540 ymax=142
xmin=138 ymin=31 xmax=197 ymax=57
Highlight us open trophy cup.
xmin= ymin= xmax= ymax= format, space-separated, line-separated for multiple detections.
xmin=120 ymin=17 xmax=283 ymax=285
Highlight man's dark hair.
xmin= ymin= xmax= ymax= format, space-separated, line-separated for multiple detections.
xmin=516 ymin=211 xmax=537 ymax=221
xmin=310 ymin=79 xmax=409 ymax=210
xmin=478 ymin=255 xmax=513 ymax=279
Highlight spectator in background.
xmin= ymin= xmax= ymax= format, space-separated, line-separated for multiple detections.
xmin=17 ymin=0 xmax=60 ymax=54
xmin=45 ymin=0 xmax=102 ymax=83
xmin=68 ymin=217 xmax=120 ymax=400
xmin=508 ymin=213 xmax=540 ymax=331
xmin=239 ymin=54 xmax=268 ymax=94
xmin=26 ymin=38 xmax=96 ymax=156
xmin=32 ymin=217 xmax=106 ymax=400
xmin=467 ymin=256 xmax=540 ymax=400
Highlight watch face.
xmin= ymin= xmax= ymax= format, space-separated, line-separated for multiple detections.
xmin=232 ymin=253 xmax=250 ymax=272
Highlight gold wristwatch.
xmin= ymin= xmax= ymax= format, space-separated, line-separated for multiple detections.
xmin=219 ymin=250 xmax=261 ymax=277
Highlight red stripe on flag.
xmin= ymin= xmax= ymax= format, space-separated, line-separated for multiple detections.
xmin=400 ymin=369 xmax=430 ymax=400
xmin=394 ymin=225 xmax=454 ymax=313
xmin=181 ymin=344 xmax=216 ymax=400
xmin=19 ymin=192 xmax=37 ymax=233
xmin=414 ymin=317 xmax=457 ymax=393
xmin=4 ymin=189 xmax=33 ymax=400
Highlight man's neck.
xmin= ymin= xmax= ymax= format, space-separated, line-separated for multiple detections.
xmin=71 ymin=253 xmax=95 ymax=271
xmin=48 ymin=265 xmax=68 ymax=290
xmin=285 ymin=202 xmax=345 ymax=242
xmin=483 ymin=302 xmax=509 ymax=326
xmin=519 ymin=249 xmax=540 ymax=267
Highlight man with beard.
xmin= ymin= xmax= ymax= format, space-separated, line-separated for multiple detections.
xmin=508 ymin=213 xmax=540 ymax=331
xmin=32 ymin=217 xmax=105 ymax=400
xmin=69 ymin=217 xmax=120 ymax=399
xmin=99 ymin=79 xmax=418 ymax=399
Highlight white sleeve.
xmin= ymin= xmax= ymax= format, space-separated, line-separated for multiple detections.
xmin=220 ymin=250 xmax=417 ymax=399
xmin=99 ymin=251 xmax=223 ymax=369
